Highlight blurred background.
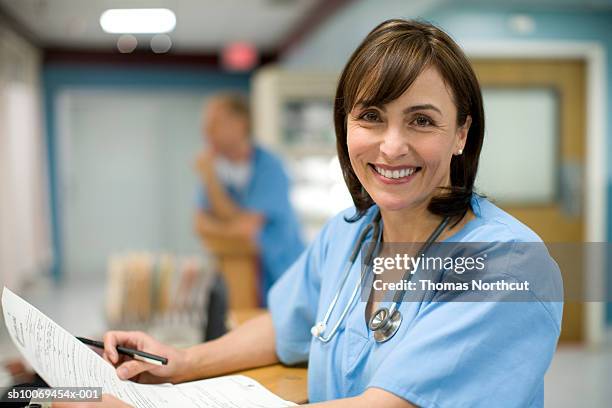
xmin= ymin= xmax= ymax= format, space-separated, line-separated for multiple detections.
xmin=0 ymin=0 xmax=611 ymax=406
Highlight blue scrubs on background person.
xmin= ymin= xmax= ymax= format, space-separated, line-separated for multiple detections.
xmin=198 ymin=144 xmax=304 ymax=296
xmin=268 ymin=193 xmax=563 ymax=407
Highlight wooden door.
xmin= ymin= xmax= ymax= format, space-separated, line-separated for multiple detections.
xmin=472 ymin=59 xmax=586 ymax=342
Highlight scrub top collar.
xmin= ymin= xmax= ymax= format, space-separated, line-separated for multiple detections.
xmin=367 ymin=192 xmax=484 ymax=245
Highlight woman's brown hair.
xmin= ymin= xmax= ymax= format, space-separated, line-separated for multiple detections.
xmin=334 ymin=19 xmax=485 ymax=222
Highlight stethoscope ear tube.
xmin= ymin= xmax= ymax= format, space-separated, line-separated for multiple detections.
xmin=391 ymin=216 xmax=451 ymax=305
xmin=348 ymin=222 xmax=375 ymax=263
xmin=311 ymin=213 xmax=380 ymax=343
xmin=312 ymin=210 xmax=450 ymax=344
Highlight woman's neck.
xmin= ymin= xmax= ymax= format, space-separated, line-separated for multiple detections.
xmin=380 ymin=204 xmax=475 ymax=243
xmin=381 ymin=204 xmax=441 ymax=243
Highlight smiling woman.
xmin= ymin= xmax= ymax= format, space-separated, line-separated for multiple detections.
xmin=65 ymin=19 xmax=562 ymax=408
xmin=335 ymin=19 xmax=484 ymax=229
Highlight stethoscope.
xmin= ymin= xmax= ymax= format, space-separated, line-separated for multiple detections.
xmin=311 ymin=211 xmax=450 ymax=343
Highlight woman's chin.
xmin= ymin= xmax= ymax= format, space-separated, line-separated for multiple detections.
xmin=371 ymin=196 xmax=418 ymax=212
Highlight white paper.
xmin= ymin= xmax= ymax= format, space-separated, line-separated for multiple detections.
xmin=2 ymin=287 xmax=296 ymax=407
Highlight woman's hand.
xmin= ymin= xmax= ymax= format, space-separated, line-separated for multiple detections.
xmin=102 ymin=331 xmax=189 ymax=384
xmin=52 ymin=394 xmax=132 ymax=408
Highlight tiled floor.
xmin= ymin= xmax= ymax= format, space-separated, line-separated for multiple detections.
xmin=1 ymin=281 xmax=611 ymax=406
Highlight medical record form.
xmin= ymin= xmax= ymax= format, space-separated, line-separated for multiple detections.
xmin=1 ymin=287 xmax=296 ymax=407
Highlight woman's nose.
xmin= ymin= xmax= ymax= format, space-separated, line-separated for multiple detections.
xmin=379 ymin=126 xmax=410 ymax=161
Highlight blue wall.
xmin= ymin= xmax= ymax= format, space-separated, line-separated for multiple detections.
xmin=42 ymin=64 xmax=250 ymax=280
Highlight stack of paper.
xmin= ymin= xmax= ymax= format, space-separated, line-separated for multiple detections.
xmin=1 ymin=287 xmax=296 ymax=407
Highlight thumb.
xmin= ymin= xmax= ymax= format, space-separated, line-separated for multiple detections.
xmin=116 ymin=359 xmax=152 ymax=380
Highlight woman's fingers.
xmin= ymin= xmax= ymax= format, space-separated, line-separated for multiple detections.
xmin=103 ymin=331 xmax=145 ymax=364
xmin=103 ymin=331 xmax=121 ymax=364
xmin=115 ymin=359 xmax=154 ymax=380
xmin=99 ymin=330 xmax=179 ymax=383
xmin=103 ymin=352 xmax=127 ymax=368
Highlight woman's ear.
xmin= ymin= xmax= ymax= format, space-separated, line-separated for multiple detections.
xmin=456 ymin=115 xmax=472 ymax=152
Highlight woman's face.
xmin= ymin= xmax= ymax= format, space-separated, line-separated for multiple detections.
xmin=347 ymin=66 xmax=470 ymax=213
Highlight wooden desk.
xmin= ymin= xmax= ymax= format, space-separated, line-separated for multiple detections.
xmin=240 ymin=364 xmax=308 ymax=404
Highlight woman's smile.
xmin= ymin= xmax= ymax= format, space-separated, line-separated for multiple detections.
xmin=368 ymin=163 xmax=422 ymax=185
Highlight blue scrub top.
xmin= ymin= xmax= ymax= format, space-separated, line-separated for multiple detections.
xmin=198 ymin=145 xmax=304 ymax=298
xmin=268 ymin=194 xmax=563 ymax=407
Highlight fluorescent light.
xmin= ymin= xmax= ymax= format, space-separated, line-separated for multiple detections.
xmin=100 ymin=8 xmax=176 ymax=34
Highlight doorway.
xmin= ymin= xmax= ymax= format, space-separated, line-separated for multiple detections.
xmin=472 ymin=59 xmax=586 ymax=342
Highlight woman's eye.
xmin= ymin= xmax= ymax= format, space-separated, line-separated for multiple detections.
xmin=360 ymin=111 xmax=381 ymax=122
xmin=413 ymin=115 xmax=433 ymax=127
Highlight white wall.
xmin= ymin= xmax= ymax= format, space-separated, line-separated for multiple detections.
xmin=56 ymin=89 xmax=208 ymax=278
xmin=282 ymin=0 xmax=445 ymax=70
xmin=0 ymin=21 xmax=52 ymax=290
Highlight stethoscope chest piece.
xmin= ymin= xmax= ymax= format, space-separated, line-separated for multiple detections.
xmin=369 ymin=307 xmax=403 ymax=343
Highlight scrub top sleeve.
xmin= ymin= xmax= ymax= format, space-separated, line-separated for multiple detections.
xmin=245 ymin=157 xmax=291 ymax=220
xmin=267 ymin=220 xmax=332 ymax=365
xmin=368 ymin=298 xmax=561 ymax=408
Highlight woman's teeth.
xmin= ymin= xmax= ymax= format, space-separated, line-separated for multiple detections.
xmin=374 ymin=166 xmax=417 ymax=179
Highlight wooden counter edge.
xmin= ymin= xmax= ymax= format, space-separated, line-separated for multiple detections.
xmin=238 ymin=364 xmax=308 ymax=405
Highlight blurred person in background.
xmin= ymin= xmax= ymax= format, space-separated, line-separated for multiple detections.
xmin=194 ymin=92 xmax=304 ymax=309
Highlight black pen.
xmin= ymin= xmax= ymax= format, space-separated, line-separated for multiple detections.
xmin=77 ymin=336 xmax=168 ymax=366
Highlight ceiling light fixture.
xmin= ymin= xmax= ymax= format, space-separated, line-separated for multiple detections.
xmin=100 ymin=8 xmax=176 ymax=34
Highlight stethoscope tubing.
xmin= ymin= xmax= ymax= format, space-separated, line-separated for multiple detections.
xmin=390 ymin=216 xmax=451 ymax=306
xmin=312 ymin=210 xmax=449 ymax=343
xmin=313 ymin=213 xmax=382 ymax=343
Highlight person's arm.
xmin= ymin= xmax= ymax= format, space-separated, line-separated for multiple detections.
xmin=98 ymin=312 xmax=278 ymax=384
xmin=194 ymin=210 xmax=262 ymax=257
xmin=195 ymin=210 xmax=263 ymax=242
xmin=184 ymin=316 xmax=414 ymax=407
xmin=53 ymin=313 xmax=278 ymax=408
xmin=176 ymin=312 xmax=278 ymax=382
xmin=51 ymin=384 xmax=415 ymax=408
xmin=195 ymin=150 xmax=241 ymax=220
xmin=305 ymin=388 xmax=415 ymax=407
